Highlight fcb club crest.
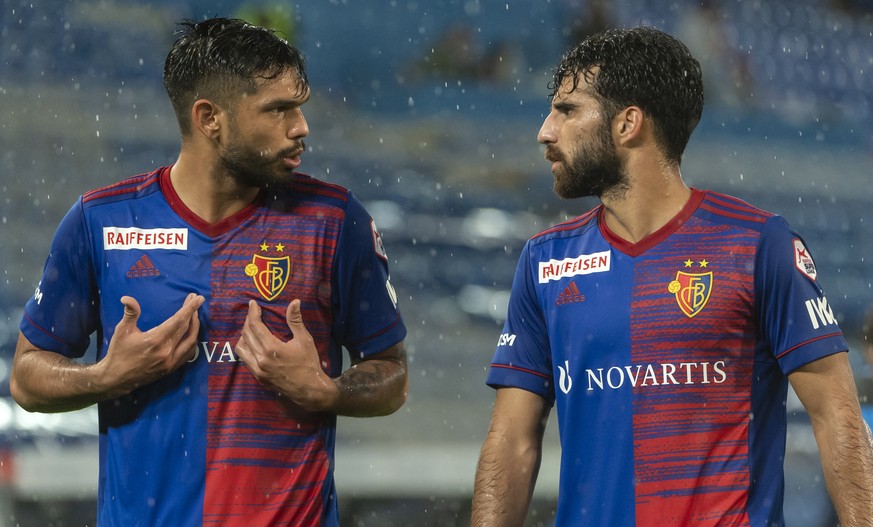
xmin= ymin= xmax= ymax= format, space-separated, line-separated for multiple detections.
xmin=245 ymin=242 xmax=290 ymax=301
xmin=668 ymin=260 xmax=713 ymax=318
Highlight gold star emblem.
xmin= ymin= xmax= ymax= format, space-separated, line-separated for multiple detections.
xmin=275 ymin=242 xmax=285 ymax=252
xmin=684 ymin=259 xmax=693 ymax=268
xmin=699 ymin=259 xmax=709 ymax=268
xmin=260 ymin=241 xmax=269 ymax=252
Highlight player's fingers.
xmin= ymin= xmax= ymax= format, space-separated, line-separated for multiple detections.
xmin=158 ymin=293 xmax=203 ymax=341
xmin=285 ymin=299 xmax=312 ymax=341
xmin=116 ymin=296 xmax=142 ymax=332
xmin=178 ymin=293 xmax=205 ymax=321
xmin=236 ymin=312 xmax=262 ymax=372
xmin=235 ymin=335 xmax=257 ymax=373
xmin=176 ymin=304 xmax=202 ymax=357
xmin=235 ymin=333 xmax=250 ymax=361
xmin=243 ymin=299 xmax=270 ymax=342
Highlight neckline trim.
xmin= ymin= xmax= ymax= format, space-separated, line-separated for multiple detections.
xmin=159 ymin=166 xmax=261 ymax=237
xmin=598 ymin=188 xmax=705 ymax=257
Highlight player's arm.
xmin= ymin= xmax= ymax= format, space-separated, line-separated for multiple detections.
xmin=12 ymin=293 xmax=204 ymax=413
xmin=333 ymin=339 xmax=407 ymax=416
xmin=11 ymin=335 xmax=112 ymax=413
xmin=237 ymin=299 xmax=407 ymax=416
xmin=789 ymin=352 xmax=873 ymax=526
xmin=472 ymin=387 xmax=550 ymax=527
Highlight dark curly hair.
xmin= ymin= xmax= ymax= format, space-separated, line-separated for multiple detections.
xmin=549 ymin=26 xmax=704 ymax=164
xmin=163 ymin=17 xmax=308 ymax=135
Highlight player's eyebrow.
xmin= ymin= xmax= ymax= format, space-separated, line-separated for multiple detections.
xmin=552 ymin=100 xmax=576 ymax=113
xmin=260 ymin=91 xmax=311 ymax=109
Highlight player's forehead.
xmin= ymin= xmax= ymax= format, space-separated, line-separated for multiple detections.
xmin=553 ymin=70 xmax=598 ymax=106
xmin=247 ymin=70 xmax=310 ymax=103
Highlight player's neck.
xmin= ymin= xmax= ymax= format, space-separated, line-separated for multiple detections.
xmin=600 ymin=167 xmax=691 ymax=244
xmin=169 ymin=155 xmax=260 ymax=225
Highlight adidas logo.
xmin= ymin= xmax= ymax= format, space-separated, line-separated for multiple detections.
xmin=127 ymin=254 xmax=161 ymax=278
xmin=556 ymin=281 xmax=585 ymax=305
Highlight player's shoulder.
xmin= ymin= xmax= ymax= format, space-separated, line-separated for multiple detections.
xmin=269 ymin=172 xmax=352 ymax=211
xmin=81 ymin=167 xmax=163 ymax=209
xmin=291 ymin=172 xmax=351 ymax=200
xmin=696 ymin=189 xmax=776 ymax=231
xmin=529 ymin=204 xmax=602 ymax=246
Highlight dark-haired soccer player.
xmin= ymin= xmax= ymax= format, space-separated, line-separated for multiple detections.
xmin=12 ymin=17 xmax=407 ymax=526
xmin=472 ymin=26 xmax=873 ymax=526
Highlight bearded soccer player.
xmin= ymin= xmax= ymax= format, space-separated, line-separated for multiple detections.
xmin=471 ymin=26 xmax=873 ymax=526
xmin=11 ymin=17 xmax=407 ymax=526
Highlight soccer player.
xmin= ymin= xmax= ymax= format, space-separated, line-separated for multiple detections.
xmin=472 ymin=26 xmax=873 ymax=526
xmin=11 ymin=17 xmax=407 ymax=526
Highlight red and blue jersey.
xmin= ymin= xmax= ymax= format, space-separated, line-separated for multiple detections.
xmin=487 ymin=189 xmax=847 ymax=526
xmin=20 ymin=166 xmax=406 ymax=527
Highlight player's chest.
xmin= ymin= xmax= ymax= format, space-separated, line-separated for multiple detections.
xmin=94 ymin=219 xmax=339 ymax=301
xmin=537 ymin=245 xmax=756 ymax=329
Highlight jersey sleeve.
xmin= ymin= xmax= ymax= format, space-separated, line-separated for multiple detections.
xmin=755 ymin=215 xmax=848 ymax=373
xmin=19 ymin=198 xmax=99 ymax=358
xmin=331 ymin=193 xmax=406 ymax=357
xmin=486 ymin=241 xmax=555 ymax=404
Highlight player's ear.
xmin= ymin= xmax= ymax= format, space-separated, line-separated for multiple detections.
xmin=615 ymin=106 xmax=644 ymax=146
xmin=191 ymin=99 xmax=224 ymax=140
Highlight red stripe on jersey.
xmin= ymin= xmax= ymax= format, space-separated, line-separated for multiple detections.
xmin=629 ymin=217 xmax=757 ymax=526
xmin=490 ymin=363 xmax=552 ymax=379
xmin=776 ymin=331 xmax=843 ymax=359
xmin=23 ymin=312 xmax=70 ymax=346
xmin=699 ymin=202 xmax=769 ymax=224
xmin=203 ymin=203 xmax=343 ymax=526
xmin=700 ymin=193 xmax=772 ymax=224
xmin=82 ymin=171 xmax=159 ymax=203
xmin=292 ymin=173 xmax=350 ymax=203
xmin=534 ymin=207 xmax=600 ymax=239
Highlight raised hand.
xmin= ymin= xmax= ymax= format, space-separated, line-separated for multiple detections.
xmin=98 ymin=292 xmax=205 ymax=398
xmin=235 ymin=299 xmax=339 ymax=412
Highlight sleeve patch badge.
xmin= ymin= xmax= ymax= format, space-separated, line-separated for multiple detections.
xmin=793 ymin=239 xmax=817 ymax=282
xmin=371 ymin=219 xmax=388 ymax=262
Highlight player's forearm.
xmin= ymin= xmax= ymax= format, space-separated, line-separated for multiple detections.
xmin=471 ymin=433 xmax=541 ymax=527
xmin=11 ymin=346 xmax=115 ymax=413
xmin=814 ymin=409 xmax=873 ymax=526
xmin=333 ymin=352 xmax=408 ymax=417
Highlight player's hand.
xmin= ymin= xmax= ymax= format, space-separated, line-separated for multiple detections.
xmin=99 ymin=293 xmax=204 ymax=397
xmin=236 ymin=299 xmax=339 ymax=412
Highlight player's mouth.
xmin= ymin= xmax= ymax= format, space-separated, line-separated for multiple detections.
xmin=544 ymin=148 xmax=562 ymax=171
xmin=281 ymin=149 xmax=304 ymax=169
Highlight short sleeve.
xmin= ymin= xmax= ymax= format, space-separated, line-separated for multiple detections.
xmin=755 ymin=215 xmax=848 ymax=373
xmin=19 ymin=198 xmax=99 ymax=358
xmin=332 ymin=193 xmax=406 ymax=357
xmin=486 ymin=241 xmax=555 ymax=404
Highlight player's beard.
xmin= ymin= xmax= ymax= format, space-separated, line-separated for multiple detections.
xmin=218 ymin=135 xmax=305 ymax=190
xmin=550 ymin=118 xmax=628 ymax=200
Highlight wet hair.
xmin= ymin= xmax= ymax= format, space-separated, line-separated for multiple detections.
xmin=163 ymin=17 xmax=308 ymax=135
xmin=549 ymin=26 xmax=704 ymax=164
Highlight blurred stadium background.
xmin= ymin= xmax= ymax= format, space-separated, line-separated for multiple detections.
xmin=2 ymin=0 xmax=873 ymax=525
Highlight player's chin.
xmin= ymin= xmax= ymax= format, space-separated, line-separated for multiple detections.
xmin=277 ymin=160 xmax=300 ymax=176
